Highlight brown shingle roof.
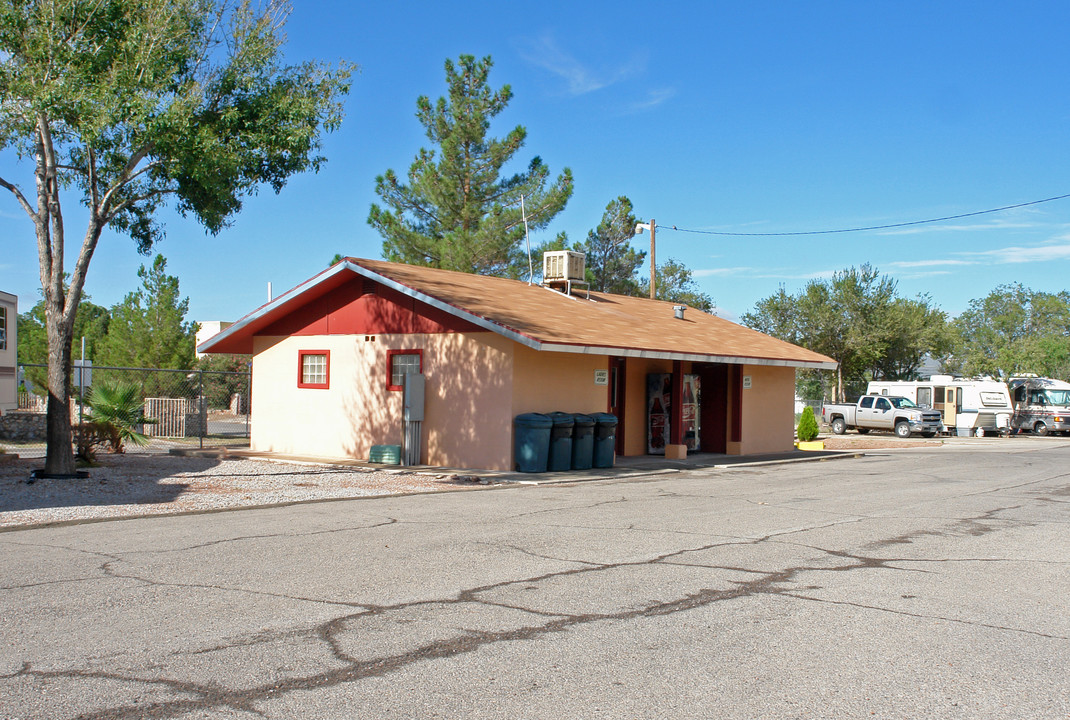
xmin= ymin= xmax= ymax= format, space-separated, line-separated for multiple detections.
xmin=354 ymin=259 xmax=834 ymax=368
xmin=200 ymin=257 xmax=835 ymax=368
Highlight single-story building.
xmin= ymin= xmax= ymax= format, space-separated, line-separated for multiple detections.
xmin=199 ymin=258 xmax=836 ymax=471
xmin=0 ymin=291 xmax=16 ymax=415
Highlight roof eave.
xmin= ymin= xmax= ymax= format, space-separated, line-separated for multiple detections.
xmin=536 ymin=342 xmax=837 ymax=369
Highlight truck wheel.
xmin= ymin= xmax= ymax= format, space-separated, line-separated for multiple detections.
xmin=831 ymin=418 xmax=846 ymax=435
xmin=857 ymin=428 xmax=870 ymax=435
xmin=894 ymin=421 xmax=912 ymax=439
xmin=1034 ymin=421 xmax=1049 ymax=436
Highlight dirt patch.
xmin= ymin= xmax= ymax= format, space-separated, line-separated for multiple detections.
xmin=817 ymin=432 xmax=944 ymax=450
xmin=0 ymin=454 xmax=492 ymax=529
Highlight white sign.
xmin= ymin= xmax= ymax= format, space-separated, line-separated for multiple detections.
xmin=742 ymin=375 xmax=752 ymax=389
xmin=74 ymin=359 xmax=92 ymax=388
xmin=594 ymin=369 xmax=609 ymax=386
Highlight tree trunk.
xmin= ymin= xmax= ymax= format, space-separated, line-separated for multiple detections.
xmin=44 ymin=299 xmax=76 ymax=475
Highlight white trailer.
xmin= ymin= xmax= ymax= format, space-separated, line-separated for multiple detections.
xmin=0 ymin=291 xmax=15 ymax=414
xmin=867 ymin=375 xmax=1013 ymax=436
xmin=1008 ymin=376 xmax=1070 ymax=435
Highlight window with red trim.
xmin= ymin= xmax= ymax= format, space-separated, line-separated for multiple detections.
xmin=298 ymin=350 xmax=330 ymax=389
xmin=387 ymin=349 xmax=422 ymax=391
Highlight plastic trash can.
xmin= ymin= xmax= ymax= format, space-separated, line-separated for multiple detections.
xmin=570 ymin=413 xmax=596 ymax=470
xmin=514 ymin=413 xmax=552 ymax=473
xmin=546 ymin=412 xmax=575 ymax=471
xmin=590 ymin=413 xmax=618 ymax=468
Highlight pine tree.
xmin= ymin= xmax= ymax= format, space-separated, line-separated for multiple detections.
xmin=582 ymin=197 xmax=646 ymax=295
xmin=369 ymin=55 xmax=573 ymax=277
xmin=98 ymin=256 xmax=196 ymax=371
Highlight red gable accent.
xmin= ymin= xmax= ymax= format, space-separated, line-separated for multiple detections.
xmin=259 ymin=277 xmax=480 ymax=338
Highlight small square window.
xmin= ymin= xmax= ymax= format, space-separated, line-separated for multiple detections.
xmin=298 ymin=350 xmax=330 ymax=389
xmin=387 ymin=350 xmax=422 ymax=391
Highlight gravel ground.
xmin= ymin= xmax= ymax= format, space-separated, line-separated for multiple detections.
xmin=0 ymin=453 xmax=488 ymax=529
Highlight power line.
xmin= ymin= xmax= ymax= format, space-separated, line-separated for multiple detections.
xmin=661 ymin=193 xmax=1070 ymax=237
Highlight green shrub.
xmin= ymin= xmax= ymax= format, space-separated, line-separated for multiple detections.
xmin=797 ymin=406 xmax=819 ymax=442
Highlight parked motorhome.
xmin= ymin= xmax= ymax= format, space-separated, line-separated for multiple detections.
xmin=1008 ymin=376 xmax=1070 ymax=436
xmin=867 ymin=376 xmax=1013 ymax=436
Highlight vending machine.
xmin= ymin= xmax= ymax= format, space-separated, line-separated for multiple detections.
xmin=647 ymin=373 xmax=701 ymax=454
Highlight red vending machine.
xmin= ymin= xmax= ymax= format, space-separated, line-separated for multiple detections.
xmin=647 ymin=373 xmax=701 ymax=454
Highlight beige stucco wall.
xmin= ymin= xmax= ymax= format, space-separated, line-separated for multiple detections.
xmin=727 ymin=364 xmax=795 ymax=455
xmin=510 ymin=347 xmax=609 ymax=416
xmin=250 ymin=331 xmax=516 ymax=470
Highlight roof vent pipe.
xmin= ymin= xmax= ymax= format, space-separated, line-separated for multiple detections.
xmin=673 ymin=305 xmax=686 ymax=320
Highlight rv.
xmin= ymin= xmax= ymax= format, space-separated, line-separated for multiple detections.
xmin=1008 ymin=376 xmax=1070 ymax=436
xmin=866 ymin=375 xmax=1013 ymax=436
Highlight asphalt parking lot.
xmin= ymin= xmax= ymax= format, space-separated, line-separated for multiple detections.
xmin=1 ymin=439 xmax=1067 ymax=719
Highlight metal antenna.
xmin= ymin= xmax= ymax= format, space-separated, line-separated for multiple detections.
xmin=522 ymin=194 xmax=534 ymax=284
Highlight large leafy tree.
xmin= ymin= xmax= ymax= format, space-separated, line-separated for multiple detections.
xmin=955 ymin=283 xmax=1070 ymax=378
xmin=0 ymin=0 xmax=351 ymax=474
xmin=742 ymin=265 xmax=944 ymax=401
xmin=369 ymin=54 xmax=573 ymax=277
xmin=97 ymin=255 xmax=196 ymax=370
xmin=582 ymin=196 xmax=646 ymax=295
xmin=17 ymin=290 xmax=109 ymax=391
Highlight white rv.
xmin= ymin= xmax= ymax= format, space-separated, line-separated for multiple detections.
xmin=867 ymin=375 xmax=1013 ymax=436
xmin=1008 ymin=376 xmax=1070 ymax=436
xmin=0 ymin=291 xmax=15 ymax=414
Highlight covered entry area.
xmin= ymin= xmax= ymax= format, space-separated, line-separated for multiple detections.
xmin=613 ymin=357 xmax=798 ymax=458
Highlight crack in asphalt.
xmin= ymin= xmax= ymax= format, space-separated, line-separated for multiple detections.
xmin=785 ymin=593 xmax=1070 ymax=640
xmin=3 ymin=489 xmax=1065 ymax=719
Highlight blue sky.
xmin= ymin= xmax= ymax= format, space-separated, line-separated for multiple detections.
xmin=4 ymin=1 xmax=1070 ymax=325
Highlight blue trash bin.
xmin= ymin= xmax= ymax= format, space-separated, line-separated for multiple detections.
xmin=590 ymin=412 xmax=618 ymax=468
xmin=547 ymin=412 xmax=575 ymax=471
xmin=514 ymin=413 xmax=552 ymax=472
xmin=570 ymin=413 xmax=595 ymax=470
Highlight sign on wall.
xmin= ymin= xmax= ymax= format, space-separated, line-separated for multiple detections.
xmin=742 ymin=375 xmax=752 ymax=389
xmin=594 ymin=369 xmax=609 ymax=386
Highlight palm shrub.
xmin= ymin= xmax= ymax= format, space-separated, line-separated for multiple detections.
xmin=85 ymin=379 xmax=151 ymax=453
xmin=797 ymin=406 xmax=819 ymax=442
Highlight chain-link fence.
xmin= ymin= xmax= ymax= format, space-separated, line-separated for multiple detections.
xmin=1 ymin=363 xmax=251 ymax=458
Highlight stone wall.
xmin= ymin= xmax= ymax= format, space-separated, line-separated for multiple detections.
xmin=0 ymin=411 xmax=46 ymax=441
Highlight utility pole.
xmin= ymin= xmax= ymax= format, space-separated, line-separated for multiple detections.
xmin=634 ymin=219 xmax=657 ymax=300
xmin=648 ymin=218 xmax=656 ymax=300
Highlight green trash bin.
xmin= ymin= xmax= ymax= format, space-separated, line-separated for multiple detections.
xmin=590 ymin=413 xmax=618 ymax=468
xmin=547 ymin=412 xmax=575 ymax=471
xmin=570 ymin=413 xmax=595 ymax=470
xmin=514 ymin=413 xmax=552 ymax=473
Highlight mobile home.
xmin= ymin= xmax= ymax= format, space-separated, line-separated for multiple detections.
xmin=867 ymin=375 xmax=1013 ymax=436
xmin=1008 ymin=376 xmax=1070 ymax=436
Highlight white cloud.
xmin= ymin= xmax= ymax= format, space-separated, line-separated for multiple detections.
xmin=884 ymin=258 xmax=976 ymax=269
xmin=963 ymin=242 xmax=1070 ymax=264
xmin=516 ymin=34 xmax=644 ymax=96
xmin=625 ymin=87 xmax=676 ymax=113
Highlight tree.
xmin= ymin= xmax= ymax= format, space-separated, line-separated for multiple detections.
xmin=869 ymin=296 xmax=953 ymax=380
xmin=0 ymin=0 xmax=352 ymax=474
xmin=18 ymin=291 xmax=110 ymax=392
xmin=742 ymin=265 xmax=945 ymax=401
xmin=581 ymin=197 xmax=646 ymax=295
xmin=368 ymin=54 xmax=573 ymax=277
xmin=97 ymin=255 xmax=196 ymax=370
xmin=955 ymin=283 xmax=1070 ymax=378
xmin=638 ymin=259 xmax=714 ymax=312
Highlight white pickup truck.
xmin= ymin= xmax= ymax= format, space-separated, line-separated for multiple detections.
xmin=821 ymin=395 xmax=944 ymax=438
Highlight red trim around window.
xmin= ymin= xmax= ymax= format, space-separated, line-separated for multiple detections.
xmin=297 ymin=350 xmax=330 ymax=389
xmin=386 ymin=349 xmax=422 ymax=391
